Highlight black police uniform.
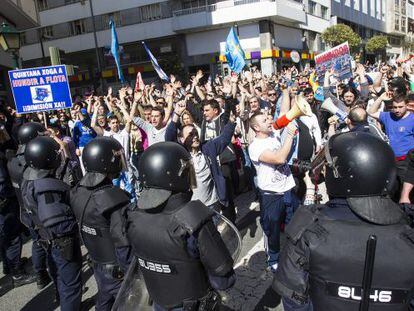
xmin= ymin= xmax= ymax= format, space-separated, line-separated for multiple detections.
xmin=70 ymin=137 xmax=132 ymax=311
xmin=126 ymin=142 xmax=235 ymax=310
xmin=21 ymin=137 xmax=82 ymax=311
xmin=0 ymin=151 xmax=34 ymax=286
xmin=273 ymin=132 xmax=414 ymax=311
xmin=6 ymin=122 xmax=50 ymax=288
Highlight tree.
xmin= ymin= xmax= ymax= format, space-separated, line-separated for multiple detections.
xmin=365 ymin=35 xmax=388 ymax=53
xmin=321 ymin=24 xmax=362 ymax=49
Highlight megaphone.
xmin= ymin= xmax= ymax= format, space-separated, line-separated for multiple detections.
xmin=273 ymin=95 xmax=312 ymax=130
xmin=321 ymin=98 xmax=348 ymax=122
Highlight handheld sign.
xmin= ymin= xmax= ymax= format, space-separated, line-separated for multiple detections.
xmin=8 ymin=65 xmax=72 ymax=114
xmin=314 ymin=42 xmax=352 ymax=84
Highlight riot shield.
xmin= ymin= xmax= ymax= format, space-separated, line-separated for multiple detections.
xmin=111 ymin=256 xmax=152 ymax=311
xmin=112 ymin=211 xmax=242 ymax=311
xmin=213 ymin=210 xmax=242 ymax=262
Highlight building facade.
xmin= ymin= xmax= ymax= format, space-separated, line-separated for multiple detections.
xmin=1 ymin=0 xmax=39 ymax=101
xmin=19 ymin=0 xmax=333 ymax=89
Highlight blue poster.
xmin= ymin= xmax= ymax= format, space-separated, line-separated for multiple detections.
xmin=8 ymin=65 xmax=72 ymax=114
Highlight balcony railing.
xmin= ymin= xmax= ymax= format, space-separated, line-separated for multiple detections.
xmin=173 ymin=0 xmax=303 ymax=16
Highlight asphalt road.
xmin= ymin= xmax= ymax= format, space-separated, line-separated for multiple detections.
xmin=0 ymin=190 xmax=288 ymax=311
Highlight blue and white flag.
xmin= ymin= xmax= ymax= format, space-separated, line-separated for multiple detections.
xmin=142 ymin=41 xmax=169 ymax=82
xmin=225 ymin=27 xmax=245 ymax=74
xmin=110 ymin=20 xmax=125 ymax=83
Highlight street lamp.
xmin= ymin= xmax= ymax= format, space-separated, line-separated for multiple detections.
xmin=0 ymin=22 xmax=21 ymax=68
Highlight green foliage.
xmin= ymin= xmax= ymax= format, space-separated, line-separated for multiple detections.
xmin=365 ymin=35 xmax=388 ymax=52
xmin=321 ymin=24 xmax=362 ymax=48
xmin=158 ymin=53 xmax=185 ymax=80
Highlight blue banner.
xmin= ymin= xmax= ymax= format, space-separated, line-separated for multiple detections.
xmin=8 ymin=65 xmax=72 ymax=114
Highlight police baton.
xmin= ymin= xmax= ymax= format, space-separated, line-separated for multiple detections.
xmin=359 ymin=235 xmax=377 ymax=311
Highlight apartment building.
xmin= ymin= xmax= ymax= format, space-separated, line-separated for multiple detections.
xmin=1 ymin=0 xmax=39 ymax=101
xmin=386 ymin=0 xmax=414 ymax=58
xmin=19 ymin=0 xmax=329 ymax=88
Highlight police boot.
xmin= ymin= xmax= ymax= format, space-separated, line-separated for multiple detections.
xmin=12 ymin=269 xmax=37 ymax=288
xmin=36 ymin=270 xmax=51 ymax=289
xmin=3 ymin=264 xmax=10 ymax=275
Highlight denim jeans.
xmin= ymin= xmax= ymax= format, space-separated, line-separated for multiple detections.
xmin=258 ymin=189 xmax=285 ymax=267
xmin=284 ymin=189 xmax=301 ymax=225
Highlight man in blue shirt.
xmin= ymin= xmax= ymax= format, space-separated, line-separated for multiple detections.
xmin=72 ymin=108 xmax=96 ymax=174
xmin=368 ymin=92 xmax=414 ymax=197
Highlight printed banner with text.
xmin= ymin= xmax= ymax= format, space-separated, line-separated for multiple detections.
xmin=314 ymin=42 xmax=352 ymax=83
xmin=8 ymin=65 xmax=72 ymax=114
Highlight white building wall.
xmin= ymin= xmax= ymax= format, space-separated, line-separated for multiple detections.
xmin=186 ymin=24 xmax=260 ymax=56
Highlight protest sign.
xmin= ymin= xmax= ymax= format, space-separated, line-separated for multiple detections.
xmin=314 ymin=42 xmax=352 ymax=83
xmin=8 ymin=65 xmax=72 ymax=114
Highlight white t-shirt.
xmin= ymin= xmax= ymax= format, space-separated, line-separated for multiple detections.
xmin=248 ymin=134 xmax=295 ymax=193
xmin=103 ymin=128 xmax=130 ymax=159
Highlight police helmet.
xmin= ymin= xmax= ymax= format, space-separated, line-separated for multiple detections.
xmin=137 ymin=142 xmax=194 ymax=209
xmin=325 ymin=131 xmax=396 ymax=197
xmin=24 ymin=136 xmax=62 ymax=171
xmin=82 ymin=137 xmax=126 ymax=175
xmin=17 ymin=122 xmax=46 ymax=145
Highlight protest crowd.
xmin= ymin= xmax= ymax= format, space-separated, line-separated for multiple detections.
xmin=1 ymin=45 xmax=414 ymax=311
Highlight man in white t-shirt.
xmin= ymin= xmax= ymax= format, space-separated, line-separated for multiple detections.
xmin=248 ymin=112 xmax=297 ymax=272
xmin=103 ymin=115 xmax=134 ymax=199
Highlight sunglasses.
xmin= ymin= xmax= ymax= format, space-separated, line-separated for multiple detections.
xmin=268 ymin=93 xmax=276 ymax=96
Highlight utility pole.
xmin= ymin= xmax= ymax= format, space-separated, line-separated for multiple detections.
xmin=89 ymin=0 xmax=105 ymax=91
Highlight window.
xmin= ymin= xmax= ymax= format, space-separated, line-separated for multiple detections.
xmin=37 ymin=0 xmax=48 ymax=11
xmin=104 ymin=12 xmax=121 ymax=28
xmin=376 ymin=0 xmax=381 ymax=18
xmin=389 ymin=36 xmax=401 ymax=45
xmin=20 ymin=32 xmax=26 ymax=46
xmin=141 ymin=3 xmax=162 ymax=22
xmin=402 ymin=17 xmax=407 ymax=31
xmin=309 ymin=1 xmax=316 ymax=15
xmin=308 ymin=32 xmax=316 ymax=51
xmin=71 ymin=19 xmax=86 ymax=35
xmin=395 ymin=0 xmax=400 ymax=9
xmin=362 ymin=0 xmax=368 ymax=13
xmin=41 ymin=26 xmax=54 ymax=39
xmin=321 ymin=6 xmax=329 ymax=19
xmin=354 ymin=0 xmax=360 ymax=10
xmin=395 ymin=14 xmax=400 ymax=30
xmin=370 ymin=0 xmax=376 ymax=17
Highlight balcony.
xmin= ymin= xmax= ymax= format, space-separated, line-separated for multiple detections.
xmin=172 ymin=0 xmax=306 ymax=32
xmin=3 ymin=0 xmax=39 ymax=30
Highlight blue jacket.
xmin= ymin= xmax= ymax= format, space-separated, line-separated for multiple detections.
xmin=72 ymin=119 xmax=96 ymax=149
xmin=165 ymin=121 xmax=236 ymax=206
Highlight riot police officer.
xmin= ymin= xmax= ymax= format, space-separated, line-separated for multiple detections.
xmin=273 ymin=132 xmax=414 ymax=311
xmin=0 ymin=150 xmax=35 ymax=286
xmin=7 ymin=122 xmax=51 ymax=288
xmin=70 ymin=137 xmax=132 ymax=311
xmin=125 ymin=142 xmax=236 ymax=310
xmin=21 ymin=136 xmax=82 ymax=310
